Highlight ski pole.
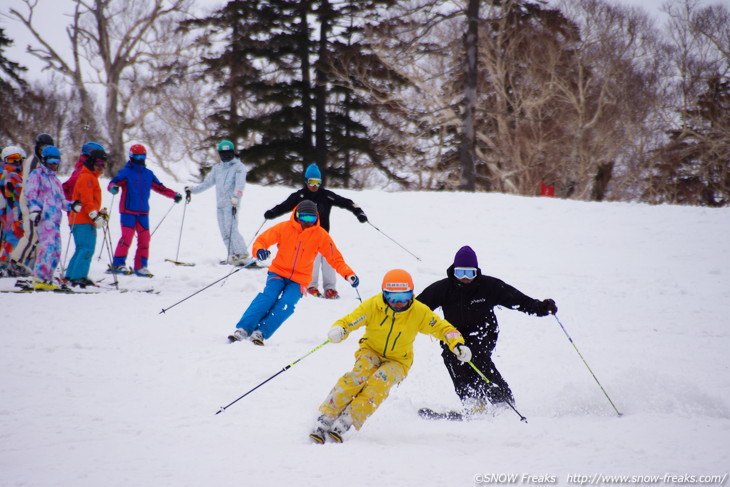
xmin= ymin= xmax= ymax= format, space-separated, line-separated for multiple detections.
xmin=159 ymin=259 xmax=260 ymax=314
xmin=216 ymin=339 xmax=330 ymax=415
xmin=367 ymin=221 xmax=421 ymax=261
xmin=101 ymin=225 xmax=119 ymax=289
xmin=98 ymin=193 xmax=114 ymax=261
xmin=553 ymin=315 xmax=622 ymax=417
xmin=173 ymin=198 xmax=189 ymax=262
xmin=226 ymin=206 xmax=236 ymax=262
xmin=247 ymin=219 xmax=266 ymax=248
xmin=468 ymin=361 xmax=528 ymax=423
xmin=60 ymin=212 xmax=77 ymax=280
xmin=150 ymin=200 xmax=177 ymax=237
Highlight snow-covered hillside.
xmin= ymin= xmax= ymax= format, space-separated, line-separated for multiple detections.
xmin=2 ymin=181 xmax=729 ymax=486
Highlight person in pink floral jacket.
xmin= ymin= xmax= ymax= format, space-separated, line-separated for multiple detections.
xmin=24 ymin=145 xmax=81 ymax=290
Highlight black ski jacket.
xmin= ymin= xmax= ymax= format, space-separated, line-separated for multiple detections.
xmin=416 ymin=265 xmax=544 ymax=354
xmin=265 ymin=186 xmax=365 ymax=232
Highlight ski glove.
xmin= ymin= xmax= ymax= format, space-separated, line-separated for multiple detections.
xmin=89 ymin=210 xmax=109 ymax=229
xmin=263 ymin=209 xmax=275 ymax=220
xmin=256 ymin=249 xmax=271 ymax=261
xmin=356 ymin=212 xmax=368 ymax=223
xmin=347 ymin=275 xmax=359 ymax=288
xmin=454 ymin=344 xmax=472 ymax=363
xmin=184 ymin=187 xmax=192 ymax=203
xmin=30 ymin=211 xmax=41 ymax=226
xmin=109 ymin=184 xmax=119 ymax=195
xmin=535 ymin=299 xmax=558 ymax=316
xmin=174 ymin=193 xmax=183 ymax=203
xmin=70 ymin=200 xmax=82 ymax=213
xmin=328 ymin=326 xmax=347 ymax=343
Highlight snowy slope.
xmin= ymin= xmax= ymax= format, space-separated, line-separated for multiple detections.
xmin=1 ymin=181 xmax=729 ymax=487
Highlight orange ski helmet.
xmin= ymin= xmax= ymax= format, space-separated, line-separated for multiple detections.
xmin=381 ymin=269 xmax=414 ymax=293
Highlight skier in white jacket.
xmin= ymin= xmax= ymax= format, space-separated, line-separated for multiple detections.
xmin=185 ymin=140 xmax=253 ymax=266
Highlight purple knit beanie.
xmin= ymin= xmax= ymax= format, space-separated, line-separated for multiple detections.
xmin=453 ymin=246 xmax=478 ymax=268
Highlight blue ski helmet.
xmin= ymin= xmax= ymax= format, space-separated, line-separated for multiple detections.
xmin=82 ymin=141 xmax=105 ymax=156
xmin=41 ymin=145 xmax=61 ymax=159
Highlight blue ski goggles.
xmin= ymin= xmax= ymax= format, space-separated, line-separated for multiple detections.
xmin=383 ymin=290 xmax=413 ymax=304
xmin=297 ymin=212 xmax=318 ymax=223
xmin=454 ymin=267 xmax=477 ymax=279
xmin=130 ymin=153 xmax=147 ymax=162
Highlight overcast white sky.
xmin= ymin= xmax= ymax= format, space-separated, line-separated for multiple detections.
xmin=0 ymin=0 xmax=678 ymax=82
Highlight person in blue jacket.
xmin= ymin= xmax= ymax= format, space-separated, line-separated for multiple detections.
xmin=107 ymin=144 xmax=182 ymax=277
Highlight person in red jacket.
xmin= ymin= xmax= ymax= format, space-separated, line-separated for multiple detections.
xmin=227 ymin=200 xmax=359 ymax=346
xmin=65 ymin=148 xmax=109 ymax=287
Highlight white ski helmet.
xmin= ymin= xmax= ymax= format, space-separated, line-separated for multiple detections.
xmin=2 ymin=145 xmax=27 ymax=161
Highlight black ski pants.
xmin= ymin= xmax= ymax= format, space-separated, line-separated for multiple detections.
xmin=441 ymin=346 xmax=514 ymax=405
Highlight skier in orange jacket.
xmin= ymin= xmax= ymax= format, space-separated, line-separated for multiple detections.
xmin=227 ymin=200 xmax=359 ymax=346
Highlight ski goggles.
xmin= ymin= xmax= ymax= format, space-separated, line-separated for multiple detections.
xmin=454 ymin=267 xmax=477 ymax=279
xmin=44 ymin=157 xmax=61 ymax=165
xmin=383 ymin=290 xmax=413 ymax=304
xmin=4 ymin=153 xmax=24 ymax=164
xmin=306 ymin=178 xmax=322 ymax=186
xmin=129 ymin=153 xmax=146 ymax=161
xmin=297 ymin=212 xmax=318 ymax=223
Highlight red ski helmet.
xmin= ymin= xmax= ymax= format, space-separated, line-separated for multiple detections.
xmin=129 ymin=144 xmax=147 ymax=156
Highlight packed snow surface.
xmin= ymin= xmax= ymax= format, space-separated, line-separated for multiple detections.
xmin=2 ymin=181 xmax=729 ymax=486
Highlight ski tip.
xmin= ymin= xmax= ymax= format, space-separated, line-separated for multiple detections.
xmin=309 ymin=433 xmax=326 ymax=444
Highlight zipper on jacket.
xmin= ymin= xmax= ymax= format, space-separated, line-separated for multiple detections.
xmin=287 ymin=241 xmax=303 ymax=281
xmin=382 ymin=310 xmax=397 ymax=357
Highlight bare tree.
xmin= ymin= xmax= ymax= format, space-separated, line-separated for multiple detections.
xmin=9 ymin=0 xmax=198 ymax=175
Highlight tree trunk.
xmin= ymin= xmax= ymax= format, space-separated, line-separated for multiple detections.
xmin=459 ymin=0 xmax=479 ymax=191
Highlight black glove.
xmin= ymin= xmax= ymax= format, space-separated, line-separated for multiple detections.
xmin=70 ymin=200 xmax=82 ymax=213
xmin=356 ymin=213 xmax=368 ymax=223
xmin=535 ymin=299 xmax=558 ymax=316
xmin=256 ymin=249 xmax=271 ymax=261
xmin=264 ymin=209 xmax=275 ymax=220
xmin=184 ymin=187 xmax=192 ymax=203
xmin=174 ymin=193 xmax=183 ymax=203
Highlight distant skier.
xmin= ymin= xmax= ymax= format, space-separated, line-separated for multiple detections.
xmin=309 ymin=269 xmax=470 ymax=444
xmin=0 ymin=146 xmax=27 ymax=277
xmin=62 ymin=141 xmax=106 ymax=201
xmin=11 ymin=133 xmax=55 ymax=275
xmin=185 ymin=140 xmax=253 ymax=266
xmin=228 ymin=200 xmax=359 ymax=346
xmin=24 ymin=146 xmax=82 ymax=289
xmin=107 ymin=143 xmax=182 ymax=277
xmin=416 ymin=245 xmax=557 ymax=414
xmin=65 ymin=147 xmax=109 ymax=287
xmin=263 ymin=163 xmax=368 ymax=299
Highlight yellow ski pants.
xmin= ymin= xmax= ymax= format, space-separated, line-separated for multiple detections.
xmin=319 ymin=347 xmax=407 ymax=430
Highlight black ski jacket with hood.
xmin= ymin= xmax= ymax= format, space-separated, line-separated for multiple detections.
xmin=416 ymin=264 xmax=545 ymax=354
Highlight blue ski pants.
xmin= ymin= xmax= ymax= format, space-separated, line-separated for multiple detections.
xmin=235 ymin=272 xmax=303 ymax=339
xmin=66 ymin=223 xmax=97 ymax=281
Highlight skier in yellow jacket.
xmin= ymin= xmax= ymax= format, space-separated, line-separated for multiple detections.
xmin=309 ymin=269 xmax=472 ymax=444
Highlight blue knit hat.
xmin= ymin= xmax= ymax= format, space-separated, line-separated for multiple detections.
xmin=304 ymin=163 xmax=321 ymax=180
xmin=453 ymin=246 xmax=478 ymax=268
